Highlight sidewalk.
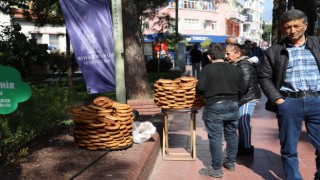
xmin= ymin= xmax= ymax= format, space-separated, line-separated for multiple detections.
xmin=148 ymin=95 xmax=317 ymax=180
xmin=0 ymin=94 xmax=317 ymax=179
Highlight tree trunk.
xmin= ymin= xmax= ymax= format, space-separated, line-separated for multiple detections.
xmin=272 ymin=0 xmax=287 ymax=44
xmin=122 ymin=0 xmax=153 ymax=99
xmin=66 ymin=31 xmax=73 ymax=91
xmin=292 ymin=0 xmax=317 ymax=35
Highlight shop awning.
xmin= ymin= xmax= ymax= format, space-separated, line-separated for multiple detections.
xmin=143 ymin=34 xmax=229 ymax=43
xmin=183 ymin=34 xmax=229 ymax=43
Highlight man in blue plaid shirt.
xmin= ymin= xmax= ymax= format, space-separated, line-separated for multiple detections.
xmin=259 ymin=10 xmax=320 ymax=180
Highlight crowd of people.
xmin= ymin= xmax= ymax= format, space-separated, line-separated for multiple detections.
xmin=188 ymin=37 xmax=264 ymax=78
xmin=194 ymin=9 xmax=320 ymax=180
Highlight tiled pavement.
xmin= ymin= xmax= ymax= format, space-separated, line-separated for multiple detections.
xmin=148 ymin=95 xmax=317 ymax=180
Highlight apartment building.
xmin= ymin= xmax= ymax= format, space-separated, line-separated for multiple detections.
xmin=241 ymin=0 xmax=264 ymax=43
xmin=1 ymin=0 xmax=264 ymax=55
xmin=143 ymin=0 xmax=264 ymax=45
xmin=143 ymin=0 xmax=231 ymax=44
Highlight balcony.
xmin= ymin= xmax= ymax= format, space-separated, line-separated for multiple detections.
xmin=235 ymin=0 xmax=245 ymax=6
xmin=243 ymin=2 xmax=252 ymax=9
xmin=228 ymin=11 xmax=246 ymax=22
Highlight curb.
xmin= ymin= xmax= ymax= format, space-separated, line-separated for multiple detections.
xmin=129 ymin=132 xmax=161 ymax=180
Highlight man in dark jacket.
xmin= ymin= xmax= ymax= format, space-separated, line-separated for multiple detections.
xmin=258 ymin=10 xmax=320 ymax=180
xmin=196 ymin=44 xmax=245 ymax=178
xmin=190 ymin=44 xmax=202 ymax=78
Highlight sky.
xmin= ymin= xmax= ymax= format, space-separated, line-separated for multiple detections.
xmin=262 ymin=0 xmax=273 ymax=22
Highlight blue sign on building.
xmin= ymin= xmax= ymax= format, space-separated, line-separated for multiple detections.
xmin=183 ymin=34 xmax=229 ymax=43
xmin=143 ymin=34 xmax=229 ymax=44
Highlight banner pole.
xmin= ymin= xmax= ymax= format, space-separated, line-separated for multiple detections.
xmin=112 ymin=0 xmax=126 ymax=103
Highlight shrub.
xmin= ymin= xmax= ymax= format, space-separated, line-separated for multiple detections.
xmin=0 ymin=83 xmax=74 ymax=161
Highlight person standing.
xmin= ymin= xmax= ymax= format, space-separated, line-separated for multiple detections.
xmin=196 ymin=45 xmax=245 ymax=178
xmin=201 ymin=43 xmax=223 ymax=67
xmin=190 ymin=43 xmax=202 ymax=78
xmin=251 ymin=42 xmax=264 ymax=62
xmin=258 ymin=10 xmax=320 ymax=180
xmin=200 ymin=44 xmax=211 ymax=68
xmin=243 ymin=39 xmax=252 ymax=56
xmin=225 ymin=36 xmax=238 ymax=45
xmin=225 ymin=44 xmax=261 ymax=156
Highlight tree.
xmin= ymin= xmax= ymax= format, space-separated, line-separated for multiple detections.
xmin=200 ymin=38 xmax=211 ymax=50
xmin=291 ymin=0 xmax=317 ymax=35
xmin=262 ymin=22 xmax=272 ymax=43
xmin=0 ymin=0 xmax=75 ymax=89
xmin=25 ymin=0 xmax=75 ymax=90
xmin=1 ymin=0 xmax=179 ymax=100
xmin=112 ymin=0 xmax=172 ymax=99
xmin=0 ymin=23 xmax=49 ymax=77
xmin=122 ymin=0 xmax=153 ymax=99
xmin=271 ymin=0 xmax=287 ymax=44
xmin=271 ymin=0 xmax=318 ymax=44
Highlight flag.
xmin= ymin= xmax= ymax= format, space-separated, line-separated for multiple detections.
xmin=59 ymin=0 xmax=115 ymax=93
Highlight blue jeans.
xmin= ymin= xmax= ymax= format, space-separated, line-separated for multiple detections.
xmin=239 ymin=101 xmax=257 ymax=148
xmin=202 ymin=100 xmax=239 ymax=170
xmin=277 ymin=97 xmax=320 ymax=180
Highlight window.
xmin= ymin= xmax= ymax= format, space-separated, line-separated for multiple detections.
xmin=49 ymin=34 xmax=59 ymax=50
xmin=184 ymin=19 xmax=200 ymax=30
xmin=226 ymin=24 xmax=231 ymax=36
xmin=243 ymin=24 xmax=250 ymax=32
xmin=212 ymin=20 xmax=217 ymax=31
xmin=31 ymin=34 xmax=42 ymax=44
xmin=168 ymin=20 xmax=175 ymax=33
xmin=180 ymin=0 xmax=216 ymax=11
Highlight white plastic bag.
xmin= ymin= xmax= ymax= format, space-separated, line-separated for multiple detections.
xmin=132 ymin=121 xmax=156 ymax=144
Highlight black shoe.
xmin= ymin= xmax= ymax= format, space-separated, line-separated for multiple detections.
xmin=237 ymin=146 xmax=254 ymax=156
xmin=314 ymin=172 xmax=320 ymax=180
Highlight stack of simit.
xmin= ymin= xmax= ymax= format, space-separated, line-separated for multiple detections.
xmin=154 ymin=76 xmax=204 ymax=109
xmin=69 ymin=96 xmax=133 ymax=151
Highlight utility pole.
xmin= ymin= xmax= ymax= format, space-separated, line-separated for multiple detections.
xmin=174 ymin=0 xmax=179 ymax=68
xmin=112 ymin=0 xmax=126 ymax=104
xmin=175 ymin=0 xmax=179 ymax=38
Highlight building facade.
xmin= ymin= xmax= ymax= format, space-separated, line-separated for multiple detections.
xmin=1 ymin=0 xmax=265 ymax=55
xmin=1 ymin=7 xmax=67 ymax=52
xmin=143 ymin=0 xmax=264 ymax=45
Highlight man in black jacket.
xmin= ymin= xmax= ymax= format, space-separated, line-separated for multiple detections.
xmin=190 ymin=44 xmax=202 ymax=78
xmin=196 ymin=44 xmax=244 ymax=178
xmin=259 ymin=9 xmax=320 ymax=180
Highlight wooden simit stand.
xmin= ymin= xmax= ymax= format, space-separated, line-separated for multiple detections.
xmin=161 ymin=108 xmax=198 ymax=160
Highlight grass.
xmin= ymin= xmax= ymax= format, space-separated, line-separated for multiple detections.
xmin=0 ymin=70 xmax=183 ymax=161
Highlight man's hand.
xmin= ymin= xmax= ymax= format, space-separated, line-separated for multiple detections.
xmin=275 ymin=98 xmax=285 ymax=105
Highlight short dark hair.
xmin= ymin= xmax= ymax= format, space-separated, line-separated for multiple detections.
xmin=244 ymin=39 xmax=251 ymax=43
xmin=207 ymin=44 xmax=225 ymax=60
xmin=280 ymin=9 xmax=308 ymax=25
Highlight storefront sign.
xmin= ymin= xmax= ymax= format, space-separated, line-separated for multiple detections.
xmin=0 ymin=66 xmax=32 ymax=115
xmin=184 ymin=35 xmax=229 ymax=43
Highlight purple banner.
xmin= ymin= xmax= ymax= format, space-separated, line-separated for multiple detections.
xmin=59 ymin=0 xmax=115 ymax=93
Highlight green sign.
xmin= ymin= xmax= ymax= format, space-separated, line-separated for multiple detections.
xmin=0 ymin=66 xmax=32 ymax=115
